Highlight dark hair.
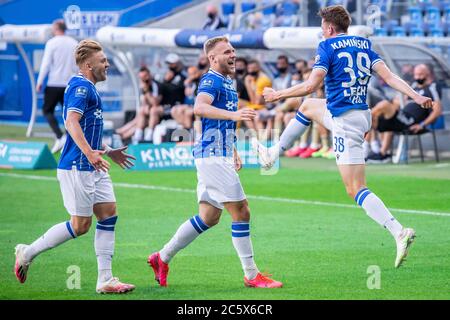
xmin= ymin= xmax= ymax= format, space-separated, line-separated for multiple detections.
xmin=318 ymin=5 xmax=351 ymax=33
xmin=277 ymin=55 xmax=289 ymax=64
xmin=139 ymin=66 xmax=150 ymax=73
xmin=235 ymin=57 xmax=248 ymax=65
xmin=53 ymin=19 xmax=67 ymax=32
xmin=247 ymin=59 xmax=260 ymax=67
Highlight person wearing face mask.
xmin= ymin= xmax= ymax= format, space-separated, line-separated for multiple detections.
xmin=244 ymin=59 xmax=272 ymax=138
xmin=234 ymin=57 xmax=250 ymax=108
xmin=202 ymin=4 xmax=227 ymax=30
xmin=197 ymin=53 xmax=209 ymax=74
xmin=367 ymin=63 xmax=442 ymax=163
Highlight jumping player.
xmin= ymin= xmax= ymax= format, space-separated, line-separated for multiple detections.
xmin=253 ymin=6 xmax=433 ymax=268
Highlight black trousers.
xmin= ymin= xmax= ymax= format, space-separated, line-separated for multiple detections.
xmin=42 ymin=86 xmax=66 ymax=139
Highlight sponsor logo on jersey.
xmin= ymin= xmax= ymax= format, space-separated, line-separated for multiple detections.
xmin=201 ymin=79 xmax=214 ymax=87
xmin=75 ymin=86 xmax=88 ymax=98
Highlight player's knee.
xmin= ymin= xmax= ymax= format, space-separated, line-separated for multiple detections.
xmin=71 ymin=218 xmax=92 ymax=236
xmin=238 ymin=205 xmax=251 ymax=222
xmin=298 ymin=99 xmax=312 ymax=117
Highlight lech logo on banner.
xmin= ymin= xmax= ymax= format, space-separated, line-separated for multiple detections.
xmin=63 ymin=5 xmax=120 ymax=38
xmin=0 ymin=140 xmax=57 ymax=169
xmin=128 ymin=142 xmax=259 ymax=171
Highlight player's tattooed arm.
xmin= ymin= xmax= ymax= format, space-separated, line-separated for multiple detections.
xmin=263 ymin=68 xmax=326 ymax=102
xmin=65 ymin=111 xmax=110 ymax=172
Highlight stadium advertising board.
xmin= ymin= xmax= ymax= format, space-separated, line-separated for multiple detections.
xmin=128 ymin=142 xmax=259 ymax=171
xmin=175 ymin=30 xmax=266 ymax=49
xmin=0 ymin=140 xmax=56 ymax=169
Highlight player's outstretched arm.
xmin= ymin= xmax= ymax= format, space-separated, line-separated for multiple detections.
xmin=193 ymin=93 xmax=256 ymax=121
xmin=373 ymin=62 xmax=433 ymax=109
xmin=65 ymin=111 xmax=110 ymax=172
xmin=263 ymin=68 xmax=326 ymax=102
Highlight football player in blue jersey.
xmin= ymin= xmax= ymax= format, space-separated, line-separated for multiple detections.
xmin=253 ymin=5 xmax=433 ymax=268
xmin=148 ymin=36 xmax=283 ymax=288
xmin=14 ymin=40 xmax=136 ymax=293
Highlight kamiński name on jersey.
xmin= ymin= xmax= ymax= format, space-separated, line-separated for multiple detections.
xmin=58 ymin=75 xmax=104 ymax=171
xmin=313 ymin=34 xmax=383 ymax=117
xmin=192 ymin=69 xmax=238 ymax=158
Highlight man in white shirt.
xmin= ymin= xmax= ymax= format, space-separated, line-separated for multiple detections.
xmin=36 ymin=19 xmax=78 ymax=153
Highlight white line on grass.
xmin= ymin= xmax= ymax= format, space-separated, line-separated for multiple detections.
xmin=1 ymin=172 xmax=449 ymax=217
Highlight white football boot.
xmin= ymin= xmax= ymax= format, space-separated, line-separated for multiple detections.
xmin=395 ymin=228 xmax=416 ymax=268
xmin=96 ymin=277 xmax=136 ymax=294
xmin=14 ymin=244 xmax=32 ymax=283
xmin=250 ymin=137 xmax=279 ymax=170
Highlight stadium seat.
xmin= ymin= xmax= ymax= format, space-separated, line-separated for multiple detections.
xmin=392 ymin=26 xmax=406 ymax=36
xmin=445 ymin=7 xmax=450 ymax=22
xmin=374 ymin=27 xmax=388 ymax=36
xmin=384 ymin=19 xmax=399 ymax=33
xmin=393 ymin=125 xmax=440 ymax=163
xmin=241 ymin=1 xmax=256 ymax=13
xmin=430 ymin=27 xmax=445 ymax=37
xmin=408 ymin=6 xmax=423 ymax=25
xmin=410 ymin=27 xmax=425 ymax=37
xmin=239 ymin=1 xmax=257 ymax=29
xmin=221 ymin=1 xmax=236 ymax=30
xmin=426 ymin=6 xmax=442 ymax=28
xmin=261 ymin=2 xmax=277 ymax=29
xmin=275 ymin=1 xmax=299 ymax=27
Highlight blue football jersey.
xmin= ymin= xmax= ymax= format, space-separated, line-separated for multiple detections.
xmin=58 ymin=75 xmax=104 ymax=171
xmin=192 ymin=69 xmax=238 ymax=158
xmin=313 ymin=34 xmax=383 ymax=117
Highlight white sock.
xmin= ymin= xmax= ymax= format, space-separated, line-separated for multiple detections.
xmin=95 ymin=216 xmax=118 ymax=284
xmin=132 ymin=128 xmax=143 ymax=144
xmin=159 ymin=215 xmax=209 ymax=264
xmin=370 ymin=140 xmax=381 ymax=154
xmin=299 ymin=142 xmax=308 ymax=149
xmin=144 ymin=128 xmax=153 ymax=141
xmin=24 ymin=221 xmax=76 ymax=262
xmin=279 ymin=111 xmax=311 ymax=152
xmin=355 ymin=188 xmax=403 ymax=238
xmin=231 ymin=222 xmax=259 ymax=280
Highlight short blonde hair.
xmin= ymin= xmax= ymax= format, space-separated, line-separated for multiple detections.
xmin=203 ymin=36 xmax=229 ymax=55
xmin=75 ymin=39 xmax=103 ymax=66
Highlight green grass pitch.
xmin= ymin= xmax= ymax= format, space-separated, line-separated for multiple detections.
xmin=1 ymin=127 xmax=450 ymax=300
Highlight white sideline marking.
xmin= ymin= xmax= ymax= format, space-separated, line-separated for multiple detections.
xmin=1 ymin=172 xmax=450 ymax=217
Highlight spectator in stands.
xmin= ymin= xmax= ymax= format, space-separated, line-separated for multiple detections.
xmin=245 ymin=59 xmax=272 ymax=139
xmin=401 ymin=63 xmax=415 ymax=85
xmin=197 ymin=53 xmax=209 ymax=74
xmin=234 ymin=57 xmax=250 ymax=107
xmin=36 ymin=19 xmax=78 ymax=153
xmin=272 ymin=55 xmax=293 ymax=133
xmin=170 ymin=65 xmax=201 ymax=130
xmin=291 ymin=58 xmax=308 ymax=84
xmin=140 ymin=54 xmax=187 ymax=143
xmin=115 ymin=66 xmax=161 ymax=144
xmin=202 ymin=4 xmax=226 ymax=30
xmin=283 ymin=69 xmax=330 ymax=159
xmin=367 ymin=64 xmax=442 ymax=163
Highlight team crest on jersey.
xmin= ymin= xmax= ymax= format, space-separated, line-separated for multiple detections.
xmin=226 ymin=101 xmax=237 ymax=110
xmin=94 ymin=108 xmax=103 ymax=119
xmin=201 ymin=78 xmax=214 ymax=87
xmin=75 ymin=86 xmax=88 ymax=98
